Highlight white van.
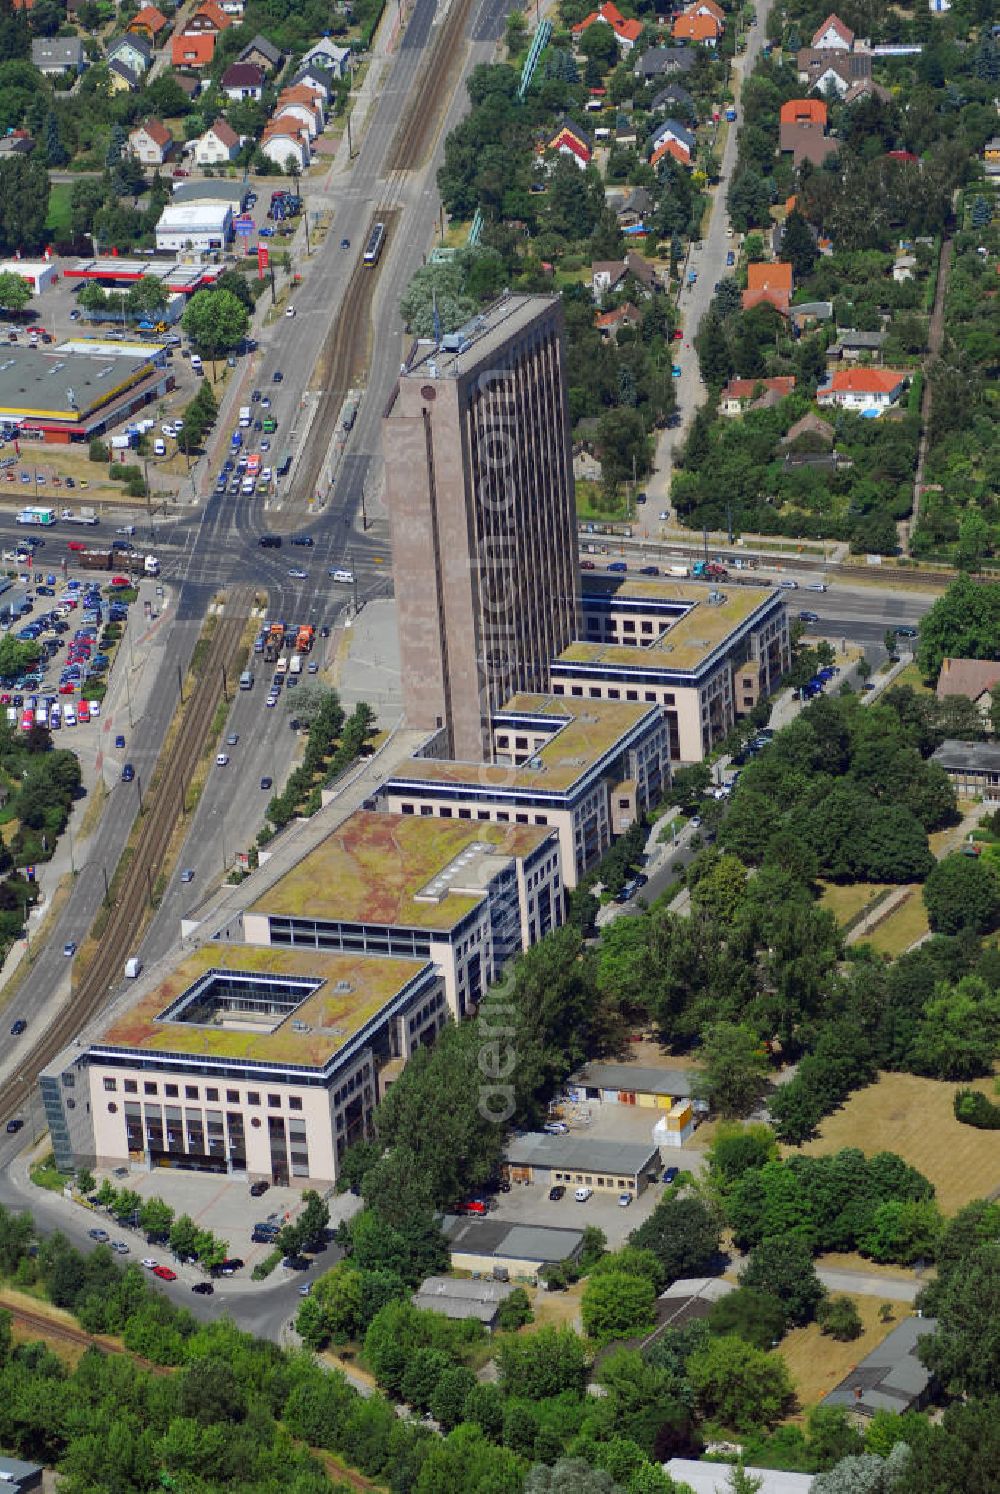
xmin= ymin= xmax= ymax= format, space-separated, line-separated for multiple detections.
xmin=190 ymin=354 xmax=203 ymax=373
xmin=574 ymin=1187 xmax=593 ymax=1203
xmin=154 ymin=438 xmax=166 ymax=457
xmin=331 ymin=568 xmax=354 ymax=584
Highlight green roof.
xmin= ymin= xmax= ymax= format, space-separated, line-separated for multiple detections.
xmin=252 ymin=810 xmax=552 ymax=931
xmin=560 ymin=580 xmax=777 ymax=674
xmin=96 ymin=942 xmax=432 ymax=1067
xmin=389 ymin=693 xmax=656 ymax=793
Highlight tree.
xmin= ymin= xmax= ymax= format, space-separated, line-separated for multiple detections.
xmin=430 ymin=1364 xmax=476 ymax=1431
xmin=782 ymin=210 xmax=818 ymax=278
xmin=138 ymin=1196 xmax=173 ymax=1237
xmin=582 ymin=1271 xmax=657 ymax=1344
xmin=0 ymin=267 xmax=29 ymax=312
xmin=740 ymin=1237 xmax=825 ymax=1326
xmin=907 ymin=976 xmax=1000 ymax=1081
xmin=687 ymin=1335 xmax=793 ymax=1432
xmin=524 ymin=1461 xmax=621 ymax=1493
xmin=0 ymin=155 xmax=48 ymax=254
xmin=923 ymin=856 xmax=1000 ymax=936
xmin=817 ymin=1295 xmax=863 ymax=1341
xmin=813 ymin=1446 xmax=912 ymax=1494
xmin=884 ymin=630 xmax=898 ymax=660
xmin=168 ymin=1213 xmax=199 ymax=1261
xmin=915 ymin=576 xmax=1000 ymax=684
xmin=707 ymin=1287 xmax=787 ymax=1349
xmin=494 ymin=1325 xmax=590 ymax=1400
xmin=708 ymin=1124 xmax=778 ymax=1188
xmin=181 ymin=288 xmax=249 ymax=373
xmin=496 ymin=1286 xmax=533 ymax=1331
xmin=695 ymin=1022 xmax=770 ymax=1118
xmin=630 ymin=1195 xmax=721 ymax=1283
xmin=76 ymin=1168 xmax=95 ymax=1195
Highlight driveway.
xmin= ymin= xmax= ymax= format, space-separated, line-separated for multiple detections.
xmin=818 ymin=1266 xmax=921 ymax=1303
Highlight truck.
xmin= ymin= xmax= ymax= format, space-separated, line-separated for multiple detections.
xmin=110 ymin=434 xmax=137 ymax=452
xmin=77 ymin=549 xmax=160 ymax=576
xmin=295 ymin=624 xmax=314 ymax=653
xmin=692 ymin=560 xmax=727 ymax=581
xmin=239 ymin=406 xmax=252 ymax=428
xmin=668 ymin=564 xmax=690 ymax=578
xmin=288 ymin=653 xmax=302 ymax=676
xmin=59 ymin=507 xmax=98 ymax=525
xmin=263 ymin=622 xmax=284 ymax=663
xmin=125 ymin=956 xmax=143 ymax=979
xmin=274 ymin=655 xmax=288 ymax=678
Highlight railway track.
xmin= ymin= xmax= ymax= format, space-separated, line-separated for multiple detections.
xmin=387 ymin=0 xmax=479 ymax=174
xmin=0 ymin=587 xmax=254 ymax=1130
xmin=2 ymin=1295 xmax=172 ymax=1373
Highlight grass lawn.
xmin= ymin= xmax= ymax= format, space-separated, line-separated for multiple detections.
xmin=777 ymin=1294 xmax=913 ymax=1414
xmin=29 ymin=1153 xmax=71 ymax=1193
xmin=819 ymin=880 xmax=888 ymax=926
xmin=788 ymin=1070 xmax=1000 ymax=1214
xmin=530 ymin=1281 xmax=584 ymax=1332
xmin=890 ymin=661 xmax=931 ymax=694
xmin=861 ymin=889 xmax=929 ymax=956
xmin=45 ymin=182 xmax=74 ymax=241
xmin=577 ymin=478 xmax=630 ymax=524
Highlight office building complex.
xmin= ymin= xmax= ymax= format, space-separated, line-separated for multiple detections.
xmin=383 ymin=294 xmax=581 ymax=761
xmin=381 ymin=693 xmax=671 ymax=886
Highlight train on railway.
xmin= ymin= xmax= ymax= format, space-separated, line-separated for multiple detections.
xmin=363 ymin=222 xmax=387 ymax=265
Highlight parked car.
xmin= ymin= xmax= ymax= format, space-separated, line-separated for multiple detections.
xmin=662 ymin=1167 xmax=679 ymax=1185
xmin=152 ymin=1265 xmax=177 ymax=1281
xmin=548 ymin=1185 xmax=565 ymax=1201
xmin=249 ymin=1180 xmax=270 ymax=1197
xmin=192 ymin=1282 xmax=214 ymax=1295
xmin=574 ymin=1187 xmax=593 ymax=1203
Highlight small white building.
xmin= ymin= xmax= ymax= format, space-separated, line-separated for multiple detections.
xmin=129 ymin=119 xmax=173 ymax=167
xmin=155 ymin=200 xmax=233 ymax=254
xmin=0 ymin=260 xmax=57 ymax=295
xmin=193 ymin=119 xmax=240 ymax=167
xmin=259 ymin=122 xmax=311 ymax=170
xmin=300 ymin=38 xmax=352 ymax=76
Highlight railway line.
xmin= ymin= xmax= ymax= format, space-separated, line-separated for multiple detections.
xmin=0 ymin=587 xmax=254 ymax=1130
xmin=1 ymin=1295 xmax=172 ymax=1373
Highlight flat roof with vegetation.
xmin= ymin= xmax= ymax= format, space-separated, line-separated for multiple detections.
xmin=388 ymin=693 xmax=658 ymax=795
xmin=94 ymin=941 xmax=434 ymax=1068
xmin=252 ymin=810 xmax=552 ymax=931
xmin=560 ymin=579 xmax=780 ymax=675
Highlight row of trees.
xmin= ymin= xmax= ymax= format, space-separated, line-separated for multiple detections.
xmin=91 ymin=1178 xmax=230 ymax=1270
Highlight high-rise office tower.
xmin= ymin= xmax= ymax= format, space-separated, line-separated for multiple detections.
xmin=383 ymin=294 xmax=580 ymax=761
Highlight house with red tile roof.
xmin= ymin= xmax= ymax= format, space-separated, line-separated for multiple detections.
xmin=780 ymin=98 xmax=828 ymax=127
xmin=719 ymin=376 xmax=797 ymax=416
xmin=127 ymin=5 xmax=168 ymax=39
xmin=811 ymin=12 xmax=854 ymax=49
xmin=742 ymin=262 xmax=794 ymax=315
xmin=274 ymin=85 xmax=325 ymax=137
xmin=128 ymin=117 xmax=173 ymax=166
xmin=595 ymin=302 xmax=641 ymax=339
xmin=548 ymin=120 xmax=592 ymax=168
xmin=572 ymin=2 xmax=643 ymax=53
xmin=261 ymin=119 xmax=311 ymax=170
xmin=185 ymin=0 xmax=230 ymax=33
xmin=816 ymin=368 xmax=908 ymax=411
xmin=672 ymin=11 xmax=721 ymax=44
xmin=651 ymin=137 xmax=692 ymax=169
xmin=688 ymin=0 xmax=725 ymax=21
xmin=172 ymin=32 xmax=215 ymax=67
xmin=936 ymin=659 xmax=1000 ymax=714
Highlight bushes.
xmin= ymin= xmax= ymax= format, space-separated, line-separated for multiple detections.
xmin=954 ymin=1088 xmax=1000 ymax=1129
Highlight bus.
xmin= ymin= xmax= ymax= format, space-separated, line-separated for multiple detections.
xmin=276 ymin=452 xmax=292 ymax=478
xmin=16 ymin=507 xmax=56 ymax=526
xmin=363 ymin=221 xmax=387 ymax=265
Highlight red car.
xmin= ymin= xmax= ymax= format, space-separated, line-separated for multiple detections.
xmin=67 ymin=541 xmax=86 ymax=552
xmin=110 ymin=575 xmax=130 ymax=587
xmin=58 ymin=682 xmax=75 ymax=695
xmin=152 ymin=1265 xmax=177 ymax=1281
xmin=581 ymin=560 xmax=596 ymax=570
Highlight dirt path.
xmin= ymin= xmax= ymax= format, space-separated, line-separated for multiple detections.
xmin=0 ymin=1289 xmax=172 ymax=1374
xmin=905 ymin=236 xmax=953 ymax=552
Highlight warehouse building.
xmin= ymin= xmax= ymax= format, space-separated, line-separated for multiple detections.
xmin=566 ymin=1061 xmax=696 ymax=1109
xmin=550 ymin=577 xmax=790 ymax=762
xmin=155 ymin=199 xmax=233 ymax=254
xmin=930 ymin=739 xmax=1000 ymax=803
xmin=41 ymin=943 xmax=448 ymax=1187
xmin=240 ymin=810 xmax=563 ymax=1021
xmin=0 ymin=260 xmax=58 ymax=295
xmin=381 ymin=693 xmax=671 ymax=887
xmin=0 ymin=340 xmax=173 ymax=443
xmin=503 ymin=1132 xmax=661 ymax=1197
xmin=441 ymin=1216 xmax=586 ymax=1280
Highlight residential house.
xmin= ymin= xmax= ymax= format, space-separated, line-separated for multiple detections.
xmin=811 ymin=12 xmax=854 ymax=49
xmin=0 ymin=130 xmax=34 ymax=157
xmin=672 ymin=11 xmax=720 ymax=45
xmin=615 ymin=124 xmax=638 ymax=148
xmin=260 ymin=120 xmax=310 ymax=170
xmin=816 ymin=368 xmax=908 ymax=412
xmin=31 ymin=37 xmax=85 ymax=75
xmin=789 ymin=300 xmax=833 ymax=331
xmin=591 ymin=250 xmax=660 ymax=301
xmin=780 ymin=411 xmax=834 ymax=447
xmin=107 ymin=58 xmax=141 ymax=92
xmin=796 ymin=48 xmax=871 ymax=94
xmin=929 ymin=0 xmax=951 ymax=10
xmin=742 ymin=262 xmax=793 ymax=315
xmin=238 ymin=34 xmax=283 ymax=71
xmin=616 ymin=187 xmax=653 ymax=229
xmin=650 ymin=82 xmax=696 ymax=118
xmin=412 ymin=1277 xmax=517 ymax=1330
xmin=128 ymin=118 xmax=173 ymax=166
xmin=822 ymin=1317 xmax=937 ymax=1417
xmin=686 ymin=0 xmax=725 ymax=22
xmin=779 ymin=98 xmax=828 ymax=128
xmin=827 ymin=328 xmax=886 ymax=362
xmin=719 ymin=376 xmax=796 ymax=415
xmin=651 ymin=137 xmax=693 ymax=169
xmin=572 ymin=2 xmax=643 ymax=53
xmin=194 ymin=118 xmax=240 ymax=166
xmin=274 ymin=85 xmax=325 ymax=136
xmin=595 ymin=302 xmax=641 ymax=339
xmin=174 ymin=73 xmax=202 ymax=101
xmin=548 ymin=119 xmax=592 ymax=169
xmin=107 ymin=34 xmax=152 ymax=75
xmin=666 ymin=1461 xmax=816 ymax=1494
xmin=127 ymin=4 xmax=168 ymax=40
xmin=935 ymin=659 xmax=1000 ymax=719
xmin=288 ymin=64 xmax=334 ymax=101
xmin=184 ymin=0 xmax=231 ymax=34
xmin=780 ymin=121 xmax=838 ymax=168
xmin=300 ymin=38 xmax=352 ymax=76
xmin=931 ymin=741 xmax=1000 ymax=803
xmin=633 ymin=46 xmax=695 ymax=81
xmin=982 ymin=136 xmax=1000 ymax=176
xmin=172 ymin=33 xmax=215 ymax=67
xmin=220 ymin=0 xmax=244 ymax=13
xmin=893 ymin=252 xmax=917 ymax=282
xmin=844 ymin=78 xmax=891 ymax=105
xmin=649 ymin=117 xmax=696 ymax=164
xmin=221 ymin=61 xmax=264 ymax=100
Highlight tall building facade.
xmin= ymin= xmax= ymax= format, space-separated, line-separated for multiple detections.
xmin=383 ymin=294 xmax=581 ymax=761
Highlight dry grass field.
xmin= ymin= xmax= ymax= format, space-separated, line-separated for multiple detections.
xmin=789 ymin=1071 xmax=1000 ymax=1214
xmin=777 ymin=1294 xmax=913 ymax=1412
xmin=819 ymin=881 xmax=888 ymax=926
